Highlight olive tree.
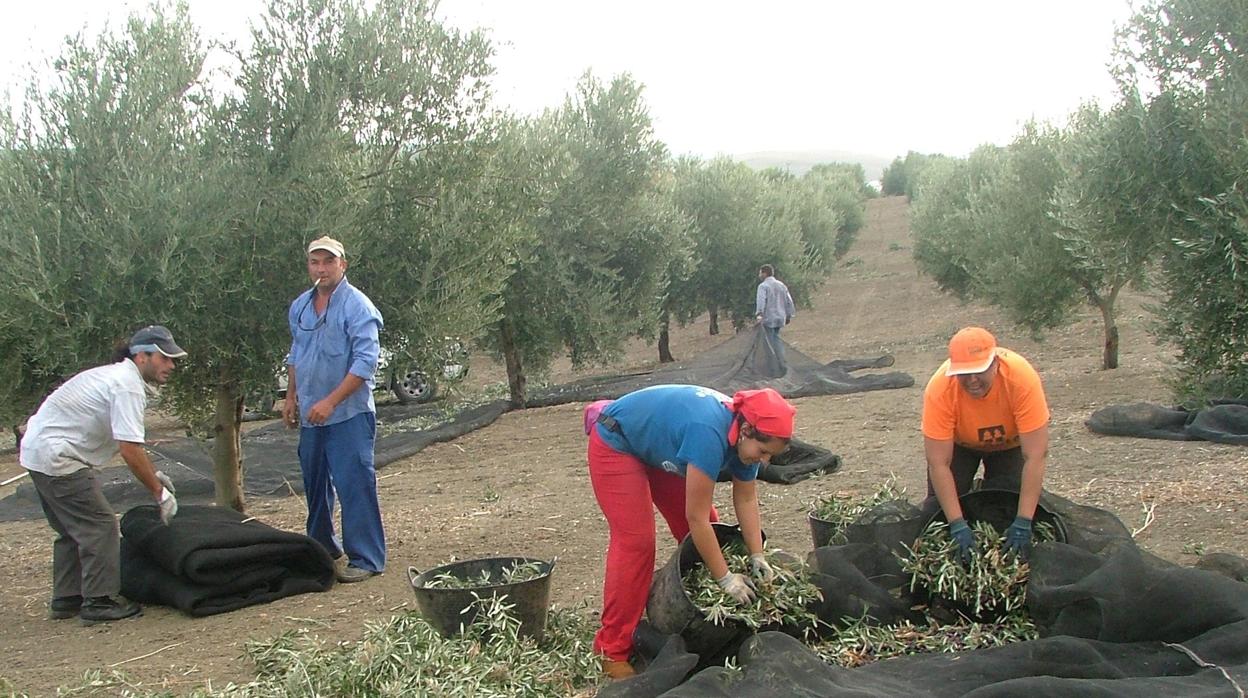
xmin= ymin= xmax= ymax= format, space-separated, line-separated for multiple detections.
xmin=910 ymin=146 xmax=1007 ymax=299
xmin=882 ymin=151 xmax=949 ymax=199
xmin=912 ymin=114 xmax=1166 ymax=370
xmin=670 ymin=158 xmax=806 ymax=336
xmin=1049 ymin=99 xmax=1170 ymax=368
xmin=1115 ymin=0 xmax=1248 ymax=396
xmin=191 ymin=0 xmax=502 ymax=508
xmin=649 ymin=168 xmax=698 ymax=364
xmin=802 ymin=164 xmax=865 ymax=260
xmin=0 ymin=0 xmax=506 ymax=510
xmin=912 ymin=0 xmax=1244 ymax=376
xmin=0 ymin=5 xmax=212 ymax=450
xmin=968 ymin=123 xmax=1080 ymax=333
xmin=482 ymin=73 xmax=689 ymax=406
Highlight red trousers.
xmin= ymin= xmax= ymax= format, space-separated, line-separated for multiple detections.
xmin=588 ymin=427 xmax=719 ymax=660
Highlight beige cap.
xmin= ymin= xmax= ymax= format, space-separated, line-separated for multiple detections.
xmin=307 ymin=235 xmax=345 ymax=258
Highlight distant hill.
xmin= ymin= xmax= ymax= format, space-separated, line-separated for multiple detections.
xmin=736 ymin=150 xmax=895 ymax=181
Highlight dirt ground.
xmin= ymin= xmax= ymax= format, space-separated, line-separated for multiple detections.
xmin=2 ymin=196 xmax=1247 ymax=695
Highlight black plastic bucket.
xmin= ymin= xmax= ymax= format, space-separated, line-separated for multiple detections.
xmin=808 ymin=512 xmax=839 ymax=549
xmin=407 ymin=556 xmax=555 ymax=641
xmin=645 ymin=523 xmax=759 ymax=668
xmin=924 ymin=489 xmax=1069 ymax=542
xmin=918 ymin=490 xmax=1068 ymax=622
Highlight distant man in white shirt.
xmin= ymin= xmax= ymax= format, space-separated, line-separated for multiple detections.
xmin=754 ymin=264 xmax=796 ymax=373
xmin=21 ymin=325 xmax=185 ymax=625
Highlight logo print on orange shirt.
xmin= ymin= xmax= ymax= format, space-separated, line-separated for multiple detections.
xmin=977 ymin=425 xmax=1007 ymax=447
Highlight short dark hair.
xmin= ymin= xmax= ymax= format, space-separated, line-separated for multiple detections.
xmin=759 ymin=264 xmax=774 ymax=277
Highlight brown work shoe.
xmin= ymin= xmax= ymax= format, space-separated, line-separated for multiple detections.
xmin=602 ymin=658 xmax=636 ymax=680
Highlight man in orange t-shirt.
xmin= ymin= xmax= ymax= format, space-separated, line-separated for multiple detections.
xmin=921 ymin=327 xmax=1050 ymax=559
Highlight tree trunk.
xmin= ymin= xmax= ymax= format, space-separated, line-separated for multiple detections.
xmin=213 ymin=374 xmax=245 ymax=512
xmin=500 ymin=318 xmax=527 ymax=408
xmin=1104 ymin=324 xmax=1120 ymax=370
xmin=1096 ymin=292 xmax=1120 ymax=370
xmin=708 ymin=303 xmax=720 ymax=335
xmin=12 ymin=424 xmax=21 ymax=461
xmin=658 ymin=313 xmax=675 ymax=363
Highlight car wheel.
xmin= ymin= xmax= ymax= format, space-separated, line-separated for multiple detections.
xmin=392 ymin=366 xmax=437 ymax=404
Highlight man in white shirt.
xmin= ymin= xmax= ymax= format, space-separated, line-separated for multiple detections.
xmin=21 ymin=325 xmax=185 ymax=624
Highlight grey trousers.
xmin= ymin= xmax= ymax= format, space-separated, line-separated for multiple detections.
xmin=29 ymin=468 xmax=121 ymax=599
xmin=762 ymin=324 xmax=788 ymax=376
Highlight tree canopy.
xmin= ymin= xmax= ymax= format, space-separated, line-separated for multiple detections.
xmin=1115 ymin=0 xmax=1248 ymax=397
xmin=0 ymin=0 xmax=511 ymax=508
xmin=909 ymin=0 xmax=1248 ymax=381
xmin=0 ymin=0 xmax=873 ymax=506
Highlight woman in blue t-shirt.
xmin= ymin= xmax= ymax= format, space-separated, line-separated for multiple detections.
xmin=584 ymin=385 xmax=796 ymax=679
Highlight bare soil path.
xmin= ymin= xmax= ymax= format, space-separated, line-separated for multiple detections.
xmin=2 ymin=196 xmax=1245 ymax=695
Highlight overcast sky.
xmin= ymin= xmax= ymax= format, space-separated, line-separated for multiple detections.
xmin=2 ymin=0 xmax=1135 ymax=160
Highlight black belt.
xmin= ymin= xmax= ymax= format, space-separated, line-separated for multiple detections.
xmin=596 ymin=413 xmax=623 ymax=434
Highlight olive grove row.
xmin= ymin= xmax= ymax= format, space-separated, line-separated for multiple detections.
xmin=0 ymin=0 xmax=868 ymax=508
xmin=888 ymin=0 xmax=1245 ymax=400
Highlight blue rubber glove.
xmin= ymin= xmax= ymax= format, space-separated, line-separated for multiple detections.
xmin=948 ymin=518 xmax=975 ymax=565
xmin=1002 ymin=516 xmax=1033 ymax=557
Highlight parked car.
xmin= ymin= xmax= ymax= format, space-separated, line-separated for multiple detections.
xmin=243 ymin=339 xmax=469 ymax=419
xmin=378 ymin=340 xmax=470 ymax=404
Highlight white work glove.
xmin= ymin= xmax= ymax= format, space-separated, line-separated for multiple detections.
xmin=716 ymin=572 xmax=756 ymax=604
xmin=155 ymin=471 xmax=176 ymax=496
xmin=750 ymin=553 xmax=776 ymax=583
xmin=158 ymin=485 xmax=178 ymax=525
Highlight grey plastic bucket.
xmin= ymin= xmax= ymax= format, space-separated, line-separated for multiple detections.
xmin=407 ymin=556 xmax=555 ymax=641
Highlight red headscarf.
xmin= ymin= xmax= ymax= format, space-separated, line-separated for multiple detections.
xmin=727 ymin=388 xmax=796 ymax=444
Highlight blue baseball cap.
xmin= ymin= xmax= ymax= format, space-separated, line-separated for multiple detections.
xmin=129 ymin=325 xmax=187 ymax=358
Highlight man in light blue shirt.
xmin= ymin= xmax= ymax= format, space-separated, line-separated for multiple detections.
xmin=283 ymin=235 xmax=386 ymax=583
xmin=755 ymin=264 xmax=796 ymax=373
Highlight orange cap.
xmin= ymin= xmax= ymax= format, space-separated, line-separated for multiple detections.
xmin=946 ymin=327 xmax=997 ymax=376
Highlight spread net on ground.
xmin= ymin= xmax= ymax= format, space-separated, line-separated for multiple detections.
xmin=1086 ymin=400 xmax=1248 ymax=445
xmin=601 ymin=490 xmax=1248 ymax=697
xmin=525 ymin=325 xmax=914 ymax=407
xmin=0 ymin=327 xmax=909 ymax=520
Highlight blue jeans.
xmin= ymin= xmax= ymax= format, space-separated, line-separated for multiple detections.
xmin=298 ymin=412 xmax=386 ymax=572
